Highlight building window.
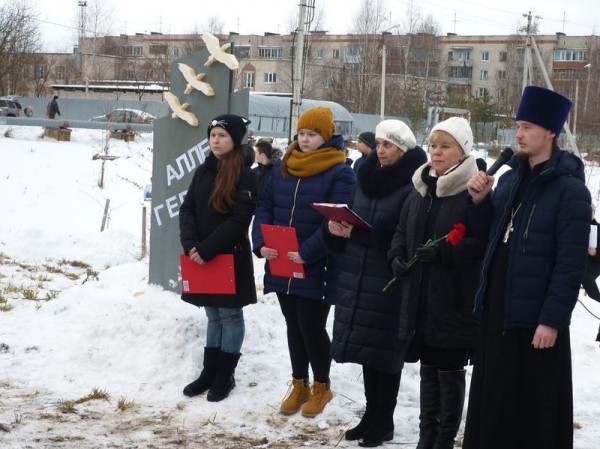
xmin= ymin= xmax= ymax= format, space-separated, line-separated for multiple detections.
xmin=126 ymin=69 xmax=136 ymax=79
xmin=123 ymin=45 xmax=143 ymax=56
xmin=243 ymin=72 xmax=254 ymax=88
xmin=345 ymin=46 xmax=359 ymax=56
xmin=449 ymin=66 xmax=472 ymax=78
xmin=553 ymin=69 xmax=579 ymax=80
xmin=482 ymin=51 xmax=489 ymax=61
xmin=264 ymin=72 xmax=277 ymax=83
xmin=173 ymin=48 xmax=179 ymax=56
xmin=480 ymin=70 xmax=488 ymax=80
xmin=332 ymin=49 xmax=340 ymax=59
xmin=258 ymin=47 xmax=282 ymax=58
xmin=345 ymin=46 xmax=360 ymax=63
xmin=497 ymin=70 xmax=506 ymax=79
xmin=478 ymin=87 xmax=489 ymax=97
xmin=498 ymin=88 xmax=506 ymax=97
xmin=316 ymin=49 xmax=324 ymax=58
xmin=149 ymin=44 xmax=168 ymax=55
xmin=55 ymin=65 xmax=66 ymax=80
xmin=34 ymin=65 xmax=47 ymax=79
xmin=554 ymin=49 xmax=588 ymax=61
xmin=448 ymin=51 xmax=453 ymax=61
xmin=499 ymin=51 xmax=507 ymax=62
xmin=388 ymin=47 xmax=404 ymax=58
xmin=234 ymin=46 xmax=250 ymax=59
xmin=457 ymin=50 xmax=470 ymax=61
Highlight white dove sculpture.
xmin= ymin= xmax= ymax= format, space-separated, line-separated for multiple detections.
xmin=178 ymin=63 xmax=215 ymax=96
xmin=201 ymin=33 xmax=240 ymax=70
xmin=164 ymin=92 xmax=199 ymax=127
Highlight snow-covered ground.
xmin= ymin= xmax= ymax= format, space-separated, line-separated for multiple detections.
xmin=1 ymin=125 xmax=599 ymax=448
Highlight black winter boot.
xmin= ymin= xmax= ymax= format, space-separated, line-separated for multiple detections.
xmin=416 ymin=365 xmax=441 ymax=449
xmin=346 ymin=366 xmax=378 ymax=441
xmin=433 ymin=369 xmax=466 ymax=449
xmin=207 ymin=351 xmax=241 ymax=402
xmin=358 ymin=370 xmax=401 ymax=447
xmin=183 ymin=347 xmax=219 ymax=397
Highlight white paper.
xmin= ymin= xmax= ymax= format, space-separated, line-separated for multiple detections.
xmin=590 ymin=224 xmax=597 ymax=248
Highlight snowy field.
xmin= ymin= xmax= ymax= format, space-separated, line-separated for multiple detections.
xmin=0 ymin=125 xmax=599 ymax=448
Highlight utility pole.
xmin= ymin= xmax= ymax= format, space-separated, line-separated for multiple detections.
xmin=290 ymin=1 xmax=309 ymax=141
xmin=380 ymin=36 xmax=387 ymax=121
xmin=78 ymin=1 xmax=87 ymax=41
xmin=520 ymin=11 xmax=580 ymax=155
xmin=521 ymin=11 xmax=534 ymax=92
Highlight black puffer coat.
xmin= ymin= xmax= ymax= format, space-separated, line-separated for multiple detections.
xmin=179 ymin=150 xmax=258 ymax=308
xmin=253 ymin=162 xmax=274 ymax=196
xmin=330 ymin=147 xmax=427 ymax=373
xmin=388 ymin=157 xmax=484 ymax=357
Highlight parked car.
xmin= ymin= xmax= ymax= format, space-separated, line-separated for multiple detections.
xmin=89 ymin=109 xmax=156 ymax=124
xmin=0 ymin=98 xmax=21 ymax=117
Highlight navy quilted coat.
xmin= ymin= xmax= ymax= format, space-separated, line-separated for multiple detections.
xmin=469 ymin=148 xmax=591 ymax=331
xmin=330 ymin=148 xmax=427 ymax=373
xmin=252 ymin=141 xmax=356 ymax=304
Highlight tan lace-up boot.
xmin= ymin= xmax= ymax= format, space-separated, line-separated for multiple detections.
xmin=280 ymin=377 xmax=310 ymax=415
xmin=301 ymin=381 xmax=333 ymax=418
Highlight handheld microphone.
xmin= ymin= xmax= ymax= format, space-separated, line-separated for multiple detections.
xmin=486 ymin=147 xmax=515 ymax=176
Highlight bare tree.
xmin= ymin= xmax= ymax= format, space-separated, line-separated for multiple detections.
xmin=79 ymin=0 xmax=114 ymax=95
xmin=330 ymin=0 xmax=388 ymax=113
xmin=0 ymin=1 xmax=41 ymax=95
xmin=204 ymin=16 xmax=225 ymax=35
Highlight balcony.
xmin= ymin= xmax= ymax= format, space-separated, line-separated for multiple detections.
xmin=448 ymin=59 xmax=472 ymax=67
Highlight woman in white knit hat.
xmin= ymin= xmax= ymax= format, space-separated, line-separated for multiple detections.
xmin=388 ymin=116 xmax=485 ymax=449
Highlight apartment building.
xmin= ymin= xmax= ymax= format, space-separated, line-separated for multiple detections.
xmin=16 ymin=31 xmax=597 ymax=113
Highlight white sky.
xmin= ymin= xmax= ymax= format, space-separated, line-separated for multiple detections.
xmin=30 ymin=0 xmax=600 ymax=52
xmin=1 ymin=121 xmax=600 ymax=447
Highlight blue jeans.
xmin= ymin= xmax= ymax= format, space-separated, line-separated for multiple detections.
xmin=204 ymin=306 xmax=245 ymax=354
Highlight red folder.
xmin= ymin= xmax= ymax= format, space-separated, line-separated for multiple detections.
xmin=310 ymin=203 xmax=372 ymax=230
xmin=260 ymin=224 xmax=306 ymax=280
xmin=180 ymin=254 xmax=236 ymax=294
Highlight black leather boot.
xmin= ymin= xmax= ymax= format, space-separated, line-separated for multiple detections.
xmin=358 ymin=370 xmax=401 ymax=447
xmin=207 ymin=351 xmax=241 ymax=402
xmin=346 ymin=366 xmax=378 ymax=441
xmin=183 ymin=347 xmax=219 ymax=397
xmin=416 ymin=365 xmax=441 ymax=449
xmin=433 ymin=369 xmax=466 ymax=449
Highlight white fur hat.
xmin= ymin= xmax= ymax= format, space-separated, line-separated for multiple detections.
xmin=375 ymin=120 xmax=416 ymax=152
xmin=430 ymin=117 xmax=473 ymax=156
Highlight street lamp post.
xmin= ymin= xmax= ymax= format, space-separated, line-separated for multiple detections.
xmin=379 ymin=28 xmax=399 ymax=121
xmin=584 ymin=63 xmax=592 ymax=115
xmin=380 ymin=39 xmax=387 ymax=121
xmin=573 ymin=79 xmax=579 ymax=137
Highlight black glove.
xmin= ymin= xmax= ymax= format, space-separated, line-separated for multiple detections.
xmin=391 ymin=256 xmax=410 ymax=279
xmin=415 ymin=245 xmax=438 ymax=263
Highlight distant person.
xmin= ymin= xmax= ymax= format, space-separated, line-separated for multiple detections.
xmin=581 ymin=205 xmax=600 ymax=346
xmin=252 ymin=106 xmax=355 ymax=418
xmin=581 ymin=205 xmax=600 ymax=302
xmin=353 ymin=131 xmax=377 ymax=174
xmin=253 ymin=140 xmax=282 ymax=196
xmin=46 ymin=95 xmax=61 ymax=119
xmin=179 ymin=114 xmax=258 ymax=403
xmin=464 ymin=86 xmax=591 ymax=449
